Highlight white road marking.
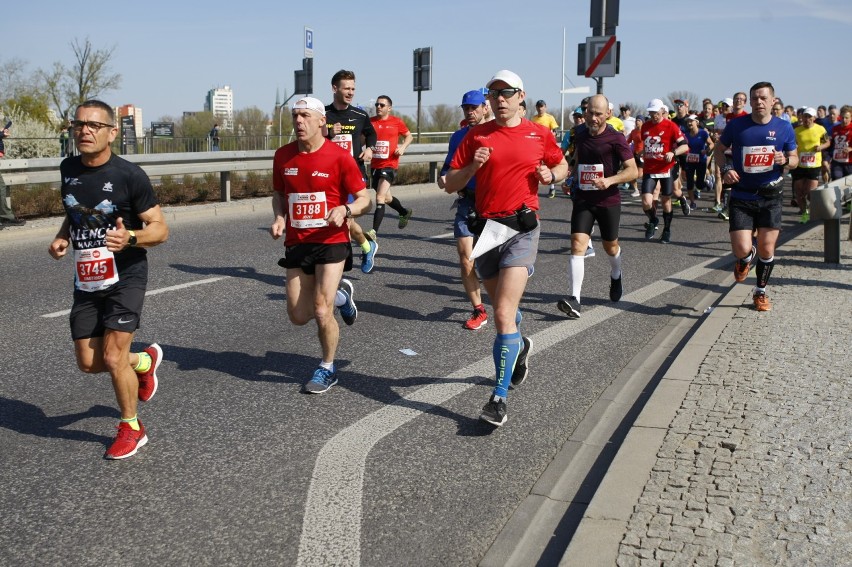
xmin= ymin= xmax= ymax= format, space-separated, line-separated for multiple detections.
xmin=41 ymin=276 xmax=230 ymax=318
xmin=296 ymin=256 xmax=727 ymax=566
xmin=424 ymin=231 xmax=454 ymax=240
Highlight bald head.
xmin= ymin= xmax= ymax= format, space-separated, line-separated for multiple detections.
xmin=585 ymin=94 xmax=610 ymax=135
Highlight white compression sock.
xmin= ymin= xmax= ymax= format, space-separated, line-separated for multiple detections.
xmin=609 ymin=247 xmax=622 ymax=279
xmin=569 ymin=255 xmax=585 ymax=300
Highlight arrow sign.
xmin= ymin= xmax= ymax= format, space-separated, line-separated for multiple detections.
xmin=585 ymin=35 xmax=616 ymax=78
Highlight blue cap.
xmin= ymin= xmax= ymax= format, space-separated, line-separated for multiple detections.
xmin=461 ymin=90 xmax=486 ymax=106
xmin=572 ymin=106 xmax=583 ymax=116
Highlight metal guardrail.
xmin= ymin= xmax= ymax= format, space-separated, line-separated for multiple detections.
xmin=810 ymin=174 xmax=852 ymax=262
xmin=0 ymin=143 xmax=449 ymax=202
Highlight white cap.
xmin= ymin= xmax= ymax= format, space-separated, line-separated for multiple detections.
xmin=803 ymin=107 xmax=817 ymax=117
xmin=608 ymin=102 xmax=614 ymax=110
xmin=292 ymin=97 xmax=325 ymax=116
xmin=646 ymin=98 xmax=666 ymax=112
xmin=486 ymin=70 xmax=524 ymax=91
xmin=686 ymin=114 xmax=699 ymax=122
xmin=723 ymin=97 xmax=734 ymax=107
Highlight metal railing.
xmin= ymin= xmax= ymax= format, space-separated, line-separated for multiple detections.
xmin=1 ymin=143 xmax=450 ymax=202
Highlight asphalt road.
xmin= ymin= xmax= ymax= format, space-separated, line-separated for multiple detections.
xmin=0 ymin=186 xmax=807 ymax=566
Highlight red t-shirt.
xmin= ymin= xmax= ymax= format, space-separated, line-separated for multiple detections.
xmin=272 ymin=140 xmax=365 ymax=246
xmin=370 ymin=115 xmax=409 ymax=170
xmin=641 ymin=119 xmax=685 ymax=175
xmin=449 ymin=118 xmax=563 ymax=217
xmin=831 ymin=122 xmax=852 ymax=164
xmin=726 ymin=111 xmax=748 ymax=121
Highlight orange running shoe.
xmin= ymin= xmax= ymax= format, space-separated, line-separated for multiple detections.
xmin=734 ymin=247 xmax=756 ymax=283
xmin=753 ymin=291 xmax=771 ymax=312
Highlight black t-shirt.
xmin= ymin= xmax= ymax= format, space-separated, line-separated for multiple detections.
xmin=60 ymin=153 xmax=158 ymax=285
xmin=573 ymin=126 xmax=634 ymax=206
xmin=324 ymin=104 xmax=377 ymax=175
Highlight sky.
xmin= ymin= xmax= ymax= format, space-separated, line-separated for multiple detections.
xmin=7 ymin=0 xmax=851 ymax=128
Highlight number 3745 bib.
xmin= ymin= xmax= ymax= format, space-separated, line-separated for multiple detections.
xmin=74 ymin=247 xmax=119 ymax=292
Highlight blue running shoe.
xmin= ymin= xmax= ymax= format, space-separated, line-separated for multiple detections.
xmin=304 ymin=366 xmax=337 ymax=394
xmin=361 ymin=240 xmax=378 ymax=274
xmin=338 ymin=279 xmax=357 ymax=325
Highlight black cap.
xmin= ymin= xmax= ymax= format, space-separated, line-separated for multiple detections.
xmin=535 ymin=99 xmax=546 ymax=107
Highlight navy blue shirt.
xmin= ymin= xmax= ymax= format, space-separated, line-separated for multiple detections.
xmin=720 ymin=115 xmax=796 ymax=201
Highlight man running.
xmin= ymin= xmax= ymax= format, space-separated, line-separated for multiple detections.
xmin=557 ymin=94 xmax=637 ymax=319
xmin=446 ymin=70 xmax=567 ymax=427
xmin=714 ymin=81 xmax=798 ymax=312
xmin=439 ymin=90 xmax=490 ymax=330
xmin=640 ymin=99 xmax=688 ymax=243
xmin=270 ymin=97 xmax=372 ymax=393
xmin=369 ymin=95 xmax=414 ymax=236
xmin=792 ymin=107 xmax=829 ymax=223
xmin=325 ymin=69 xmax=379 ymax=273
xmin=530 ymin=100 xmax=560 ymax=198
xmin=48 ymin=99 xmax=169 ymax=460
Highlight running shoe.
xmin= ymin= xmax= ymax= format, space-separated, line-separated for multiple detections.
xmin=681 ymin=199 xmax=691 ymax=216
xmin=304 ymin=366 xmax=337 ymax=394
xmin=398 ymin=208 xmax=413 ymax=229
xmin=548 ymin=187 xmax=557 ymax=199
xmin=366 ymin=229 xmax=377 ymax=241
xmin=104 ymin=421 xmax=148 ymax=460
xmin=361 ymin=240 xmax=378 ymax=274
xmin=753 ymin=291 xmax=771 ymax=312
xmin=690 ymin=201 xmax=697 ymax=210
xmin=136 ymin=343 xmax=163 ymax=402
xmin=734 ymin=246 xmax=756 ymax=283
xmin=660 ymin=228 xmax=671 ymax=244
xmin=557 ymin=296 xmax=581 ymax=319
xmin=337 ymin=279 xmax=357 ymax=325
xmin=585 ymin=243 xmax=595 ymax=258
xmin=799 ymin=210 xmax=810 ymax=224
xmin=630 ymin=188 xmax=640 ymax=197
xmin=479 ymin=395 xmax=507 ymax=427
xmin=463 ymin=306 xmax=488 ymax=330
xmin=718 ymin=208 xmax=729 ymax=221
xmin=711 ymin=202 xmax=723 ymax=214
xmin=644 ymin=221 xmax=658 ymax=240
xmin=694 ymin=189 xmax=702 ymax=200
xmin=510 ymin=336 xmax=533 ymax=388
xmin=610 ymin=276 xmax=623 ymax=302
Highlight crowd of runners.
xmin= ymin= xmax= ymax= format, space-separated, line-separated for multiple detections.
xmin=47 ymin=69 xmax=851 ymax=457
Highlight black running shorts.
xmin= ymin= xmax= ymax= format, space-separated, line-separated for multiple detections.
xmin=641 ymin=175 xmax=674 ymax=196
xmin=282 ymin=242 xmax=353 ymax=275
xmin=571 ymin=200 xmax=620 ymax=242
xmin=70 ymin=282 xmax=147 ymax=340
xmin=728 ymin=197 xmax=783 ymax=232
xmin=371 ymin=168 xmax=397 ymax=189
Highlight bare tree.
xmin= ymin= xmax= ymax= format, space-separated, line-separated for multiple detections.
xmin=427 ymin=104 xmax=461 ymax=132
xmin=38 ymin=37 xmax=122 ymax=122
xmin=233 ymin=106 xmax=269 ymax=137
xmin=667 ymin=91 xmax=700 ymax=111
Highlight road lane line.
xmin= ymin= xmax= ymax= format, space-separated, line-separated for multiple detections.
xmin=40 ymin=276 xmax=230 ymax=318
xmin=424 ymin=231 xmax=454 ymax=240
xmin=296 ymin=256 xmax=727 ymax=565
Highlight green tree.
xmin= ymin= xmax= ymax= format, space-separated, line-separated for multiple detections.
xmin=38 ymin=37 xmax=122 ymax=122
xmin=233 ymin=106 xmax=269 ymax=137
xmin=1 ymin=57 xmax=53 ymax=126
xmin=427 ymin=104 xmax=461 ymax=132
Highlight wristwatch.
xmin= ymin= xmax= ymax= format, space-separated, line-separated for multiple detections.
xmin=344 ymin=205 xmax=352 ymax=219
xmin=127 ymin=230 xmax=137 ymax=247
xmin=721 ymin=164 xmax=734 ymax=175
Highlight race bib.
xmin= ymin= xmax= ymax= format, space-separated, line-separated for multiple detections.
xmin=74 ymin=246 xmax=118 ymax=292
xmin=833 ymin=147 xmax=849 ymax=163
xmin=374 ymin=140 xmax=390 ymax=159
xmin=288 ymin=192 xmax=328 ymax=229
xmin=332 ymin=134 xmax=353 ymax=156
xmin=799 ymin=152 xmax=817 ymax=168
xmin=577 ymin=164 xmax=604 ymax=190
xmin=742 ymin=145 xmax=775 ymax=173
xmin=686 ymin=153 xmax=700 ymax=163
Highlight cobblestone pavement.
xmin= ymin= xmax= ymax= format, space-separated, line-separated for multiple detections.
xmin=616 ymin=230 xmax=851 ymax=567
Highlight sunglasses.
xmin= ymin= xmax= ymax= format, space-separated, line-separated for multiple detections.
xmin=488 ymin=88 xmax=521 ymax=99
xmin=375 ymin=103 xmax=387 ymax=108
xmin=71 ymin=120 xmax=114 ymax=132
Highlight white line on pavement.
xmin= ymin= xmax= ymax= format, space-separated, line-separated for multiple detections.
xmin=40 ymin=276 xmax=230 ymax=318
xmin=295 ymin=255 xmax=726 ymax=566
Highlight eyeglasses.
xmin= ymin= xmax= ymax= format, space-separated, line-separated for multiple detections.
xmin=71 ymin=120 xmax=114 ymax=132
xmin=675 ymin=102 xmax=684 ymax=107
xmin=488 ymin=88 xmax=521 ymax=99
xmin=375 ymin=103 xmax=387 ymax=108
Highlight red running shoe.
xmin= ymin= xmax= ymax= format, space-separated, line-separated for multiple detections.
xmin=137 ymin=343 xmax=163 ymax=402
xmin=104 ymin=421 xmax=148 ymax=460
xmin=753 ymin=291 xmax=772 ymax=312
xmin=464 ymin=307 xmax=488 ymax=330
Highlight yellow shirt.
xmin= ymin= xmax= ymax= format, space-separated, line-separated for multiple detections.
xmin=531 ymin=112 xmax=558 ymax=131
xmin=606 ymin=116 xmax=624 ymax=132
xmin=794 ymin=124 xmax=827 ymax=169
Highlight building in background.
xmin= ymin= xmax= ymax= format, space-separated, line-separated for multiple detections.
xmin=116 ymin=104 xmax=144 ymax=139
xmin=205 ymin=85 xmax=233 ymax=130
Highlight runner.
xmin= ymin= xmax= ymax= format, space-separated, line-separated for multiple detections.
xmin=369 ymin=95 xmax=414 ymax=236
xmin=446 ymin=70 xmax=567 ymax=427
xmin=626 ymin=115 xmax=645 ymax=198
xmin=640 ymin=98 xmax=688 ymax=243
xmin=557 ymin=94 xmax=637 ymax=319
xmin=530 ymin=100 xmax=559 ymax=198
xmin=48 ymin=99 xmax=169 ymax=460
xmin=270 ymin=97 xmax=372 ymax=393
xmin=324 ymin=70 xmax=379 ymax=273
xmin=792 ymin=107 xmax=829 ymax=223
xmin=714 ymin=81 xmax=798 ymax=312
xmin=438 ymin=89 xmax=490 ymax=330
xmin=830 ymin=105 xmax=852 ymax=180
xmin=682 ymin=114 xmax=714 ymax=211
